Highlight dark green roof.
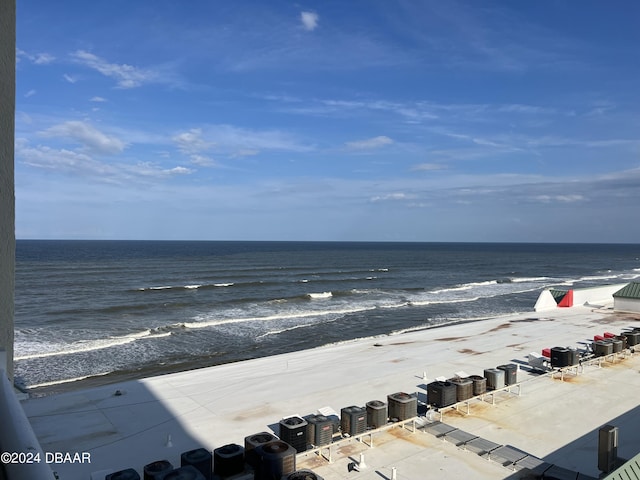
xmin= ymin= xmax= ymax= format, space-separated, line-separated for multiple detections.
xmin=613 ymin=282 xmax=640 ymax=299
xmin=549 ymin=289 xmax=569 ymax=302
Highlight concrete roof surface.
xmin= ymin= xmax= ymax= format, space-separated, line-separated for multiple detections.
xmin=21 ymin=305 xmax=640 ymax=479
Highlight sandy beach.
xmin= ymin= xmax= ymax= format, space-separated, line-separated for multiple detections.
xmin=21 ymin=304 xmax=640 ymax=479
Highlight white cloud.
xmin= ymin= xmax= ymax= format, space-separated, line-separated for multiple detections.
xmin=24 ymin=90 xmax=36 ymax=98
xmin=63 ymin=74 xmax=79 ymax=84
xmin=300 ymin=11 xmax=319 ymax=31
xmin=345 ymin=135 xmax=394 ymax=150
xmin=40 ymin=121 xmax=126 ymax=155
xmin=370 ymin=192 xmax=414 ymax=202
xmin=71 ymin=50 xmax=157 ymax=88
xmin=90 ymin=96 xmax=107 ymax=103
xmin=173 ymin=128 xmax=215 ymax=154
xmin=411 ymin=163 xmax=446 ymax=171
xmin=17 ymin=49 xmax=55 ymax=65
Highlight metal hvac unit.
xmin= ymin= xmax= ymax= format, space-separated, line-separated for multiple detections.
xmin=144 ymin=460 xmax=173 ymax=480
xmin=616 ymin=335 xmax=628 ymax=350
xmin=427 ymin=381 xmax=457 ymax=408
xmin=254 ymin=440 xmax=296 ymax=480
xmin=279 ymin=416 xmax=309 ymax=453
xmin=305 ymin=415 xmax=333 ymax=446
xmin=158 ymin=466 xmax=205 ymax=480
xmin=593 ymin=340 xmax=613 ymax=357
xmin=365 ymin=400 xmax=387 ymax=429
xmin=497 ymin=364 xmax=518 ymax=385
xmin=468 ymin=375 xmax=486 ymax=395
xmin=483 ymin=368 xmax=505 ymax=390
xmin=213 ymin=444 xmax=245 ymax=478
xmin=245 ymin=432 xmax=278 ymax=469
xmin=623 ymin=331 xmax=640 ymax=346
xmin=105 ymin=469 xmax=140 ymax=480
xmin=550 ymin=347 xmax=571 ymax=367
xmin=448 ymin=377 xmax=473 ymax=401
xmin=340 ymin=406 xmax=367 ymax=436
xmin=282 ymin=469 xmax=324 ymax=480
xmin=612 ymin=339 xmax=623 ymax=353
xmin=387 ymin=392 xmax=417 ymax=421
xmin=180 ymin=448 xmax=212 ymax=480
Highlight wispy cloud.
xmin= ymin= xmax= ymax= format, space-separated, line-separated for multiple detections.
xmin=345 ymin=136 xmax=393 ymax=150
xmin=71 ymin=50 xmax=157 ymax=88
xmin=63 ymin=74 xmax=79 ymax=84
xmin=411 ymin=163 xmax=446 ymax=172
xmin=17 ymin=49 xmax=55 ymax=65
xmin=300 ymin=11 xmax=319 ymax=31
xmin=24 ymin=90 xmax=37 ymax=98
xmin=90 ymin=96 xmax=107 ymax=103
xmin=39 ymin=121 xmax=126 ymax=155
xmin=173 ymin=124 xmax=313 ymax=159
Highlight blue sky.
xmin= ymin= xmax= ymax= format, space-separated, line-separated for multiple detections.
xmin=15 ymin=1 xmax=640 ymax=242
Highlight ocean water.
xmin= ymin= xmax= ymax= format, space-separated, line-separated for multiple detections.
xmin=14 ymin=240 xmax=640 ymax=392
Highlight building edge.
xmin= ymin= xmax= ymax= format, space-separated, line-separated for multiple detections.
xmin=0 ymin=0 xmax=16 ymax=382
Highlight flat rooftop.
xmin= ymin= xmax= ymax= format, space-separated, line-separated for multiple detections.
xmin=21 ymin=305 xmax=640 ymax=479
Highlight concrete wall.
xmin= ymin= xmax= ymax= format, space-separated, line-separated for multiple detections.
xmin=614 ymin=298 xmax=640 ymax=314
xmin=0 ymin=0 xmax=16 ymax=382
xmin=573 ymin=284 xmax=627 ymax=307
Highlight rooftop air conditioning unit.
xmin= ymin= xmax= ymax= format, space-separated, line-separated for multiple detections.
xmin=365 ymin=400 xmax=387 ymax=429
xmin=448 ymin=377 xmax=473 ymax=402
xmin=340 ymin=406 xmax=367 ymax=436
xmin=180 ymin=448 xmax=212 ymax=480
xmin=254 ymin=440 xmax=296 ymax=480
xmin=387 ymin=392 xmax=417 ymax=421
xmin=427 ymin=381 xmax=457 ymax=408
xmin=279 ymin=416 xmax=308 ymax=453
xmin=143 ymin=460 xmax=173 ymax=480
xmin=213 ymin=443 xmax=244 ymax=478
xmin=305 ymin=415 xmax=333 ymax=446
xmin=283 ymin=470 xmax=325 ymax=480
xmin=158 ymin=465 xmax=205 ymax=480
xmin=468 ymin=375 xmax=486 ymax=395
xmin=245 ymin=432 xmax=278 ymax=469
xmin=497 ymin=364 xmax=518 ymax=385
xmin=105 ymin=469 xmax=140 ymax=480
xmin=483 ymin=368 xmax=505 ymax=390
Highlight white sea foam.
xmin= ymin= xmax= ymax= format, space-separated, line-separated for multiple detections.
xmin=185 ymin=284 xmax=202 ymax=289
xmin=14 ymin=329 xmax=171 ymax=361
xmin=307 ymin=292 xmax=332 ymax=299
xmin=214 ymin=283 xmax=234 ymax=287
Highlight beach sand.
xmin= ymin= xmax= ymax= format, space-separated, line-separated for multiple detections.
xmin=21 ymin=304 xmax=640 ymax=479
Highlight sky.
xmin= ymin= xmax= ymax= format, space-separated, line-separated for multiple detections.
xmin=14 ymin=1 xmax=640 ymax=242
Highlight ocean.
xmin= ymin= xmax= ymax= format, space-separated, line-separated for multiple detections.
xmin=13 ymin=240 xmax=640 ymax=393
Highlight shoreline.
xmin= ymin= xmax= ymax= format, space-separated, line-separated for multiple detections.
xmin=23 ymin=309 xmax=534 ymax=397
